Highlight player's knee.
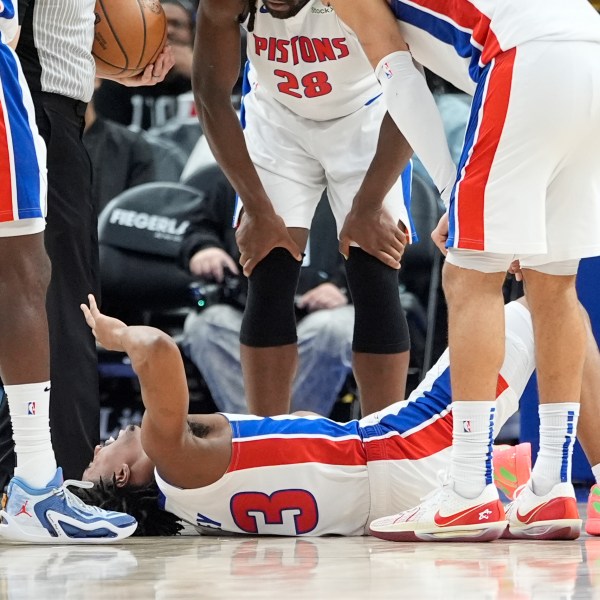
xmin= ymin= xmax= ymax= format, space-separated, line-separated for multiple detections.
xmin=7 ymin=249 xmax=51 ymax=304
xmin=442 ymin=250 xmax=507 ymax=303
xmin=240 ymin=248 xmax=302 ymax=347
xmin=345 ymin=247 xmax=410 ymax=354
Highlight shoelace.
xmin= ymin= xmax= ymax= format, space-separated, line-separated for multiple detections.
xmin=418 ymin=470 xmax=452 ymax=504
xmin=53 ymin=479 xmax=109 ymax=516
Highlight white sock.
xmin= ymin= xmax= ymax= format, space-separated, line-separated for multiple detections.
xmin=6 ymin=382 xmax=57 ymax=488
xmin=592 ymin=463 xmax=600 ymax=487
xmin=530 ymin=402 xmax=580 ymax=496
xmin=450 ymin=401 xmax=496 ymax=498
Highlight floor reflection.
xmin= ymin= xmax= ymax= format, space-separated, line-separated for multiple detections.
xmin=0 ymin=533 xmax=599 ymax=599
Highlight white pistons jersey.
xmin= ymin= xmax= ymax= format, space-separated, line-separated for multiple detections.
xmin=156 ymin=302 xmax=535 ymax=537
xmin=391 ymin=0 xmax=600 ymax=91
xmin=243 ymin=0 xmax=381 ymax=121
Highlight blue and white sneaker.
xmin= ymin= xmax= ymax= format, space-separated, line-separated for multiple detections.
xmin=0 ymin=468 xmax=137 ymax=543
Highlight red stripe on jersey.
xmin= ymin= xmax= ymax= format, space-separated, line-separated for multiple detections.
xmin=407 ymin=0 xmax=500 ymax=54
xmin=368 ymin=412 xmax=454 ymax=462
xmin=0 ymin=92 xmax=13 ymax=220
xmin=496 ymin=374 xmax=508 ymax=397
xmin=369 ymin=373 xmax=509 ymax=462
xmin=229 ymin=436 xmax=365 ymax=472
xmin=456 ymin=47 xmax=515 ymax=250
xmin=479 ymin=27 xmax=502 ymax=64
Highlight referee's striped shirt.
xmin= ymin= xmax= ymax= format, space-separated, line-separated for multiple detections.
xmin=17 ymin=0 xmax=96 ymax=103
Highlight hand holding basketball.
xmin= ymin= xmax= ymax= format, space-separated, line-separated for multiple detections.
xmin=92 ymin=0 xmax=168 ymax=78
xmin=107 ymin=45 xmax=175 ymax=87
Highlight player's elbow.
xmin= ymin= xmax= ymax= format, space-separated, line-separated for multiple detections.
xmin=130 ymin=331 xmax=179 ymax=373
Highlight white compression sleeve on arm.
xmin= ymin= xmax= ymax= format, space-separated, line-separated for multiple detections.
xmin=376 ymin=51 xmax=456 ymax=206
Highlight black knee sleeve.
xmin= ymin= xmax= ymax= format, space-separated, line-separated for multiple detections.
xmin=240 ymin=247 xmax=302 ymax=347
xmin=345 ymin=247 xmax=410 ymax=354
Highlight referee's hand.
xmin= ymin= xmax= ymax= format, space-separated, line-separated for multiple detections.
xmin=101 ymin=45 xmax=175 ymax=87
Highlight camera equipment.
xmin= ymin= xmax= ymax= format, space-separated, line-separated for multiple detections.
xmin=189 ymin=271 xmax=247 ymax=311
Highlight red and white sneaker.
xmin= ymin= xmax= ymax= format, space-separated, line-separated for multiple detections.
xmin=585 ymin=484 xmax=600 ymax=536
xmin=492 ymin=443 xmax=532 ymax=501
xmin=369 ymin=482 xmax=507 ymax=543
xmin=503 ymin=482 xmax=581 ymax=540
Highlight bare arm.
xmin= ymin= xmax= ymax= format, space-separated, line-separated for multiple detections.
xmin=81 ymin=295 xmax=232 ymax=487
xmin=328 ymin=0 xmax=409 ymax=66
xmin=192 ymin=0 xmax=302 ymax=274
xmin=80 ymin=296 xmax=189 ymax=455
xmin=192 ymin=0 xmax=271 ymax=217
xmin=339 ymin=112 xmax=413 ymax=267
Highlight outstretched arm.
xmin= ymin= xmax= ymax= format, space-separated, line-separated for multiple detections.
xmin=80 ymin=295 xmax=189 ymax=459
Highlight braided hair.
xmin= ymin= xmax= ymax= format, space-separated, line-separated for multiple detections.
xmin=247 ymin=0 xmax=258 ymax=31
xmin=74 ymin=476 xmax=185 ymax=537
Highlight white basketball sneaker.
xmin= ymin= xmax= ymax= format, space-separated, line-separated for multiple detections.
xmin=502 ymin=481 xmax=581 ymax=540
xmin=0 ymin=468 xmax=137 ymax=543
xmin=369 ymin=481 xmax=507 ymax=542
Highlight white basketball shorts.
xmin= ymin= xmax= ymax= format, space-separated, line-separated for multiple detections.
xmin=447 ymin=40 xmax=600 ymax=263
xmin=239 ymin=85 xmax=415 ymax=241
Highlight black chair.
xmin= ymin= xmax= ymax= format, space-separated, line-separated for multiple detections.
xmin=181 ymin=161 xmax=232 ymax=194
xmin=147 ymin=118 xmax=203 ymax=159
xmin=141 ymin=133 xmax=187 ymax=182
xmin=98 ymin=181 xmax=209 ymax=320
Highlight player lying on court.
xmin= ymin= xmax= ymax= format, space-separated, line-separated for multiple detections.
xmin=60 ymin=295 xmax=600 ymax=540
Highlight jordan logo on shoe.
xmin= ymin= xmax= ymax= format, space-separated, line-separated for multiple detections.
xmin=433 ymin=503 xmax=491 ymax=527
xmin=16 ymin=501 xmax=32 ymax=518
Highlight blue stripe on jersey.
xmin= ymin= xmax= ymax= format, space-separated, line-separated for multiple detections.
xmin=390 ymin=1 xmax=482 ymax=83
xmin=232 ymin=415 xmax=360 ymax=440
xmin=364 ymin=92 xmax=382 ymax=106
xmin=447 ymin=61 xmax=489 ymax=247
xmin=373 ymin=366 xmax=452 ymax=437
xmin=0 ymin=45 xmax=42 ymax=219
xmin=239 ymin=60 xmax=252 ymax=130
xmin=401 ymin=160 xmax=418 ymax=243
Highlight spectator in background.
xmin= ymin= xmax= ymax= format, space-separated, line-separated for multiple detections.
xmin=84 ymin=81 xmax=156 ymax=214
xmin=94 ymin=0 xmax=195 ymax=130
xmin=180 ymin=166 xmax=354 ymax=416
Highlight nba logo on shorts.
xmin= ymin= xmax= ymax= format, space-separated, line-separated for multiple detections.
xmin=382 ymin=62 xmax=393 ymax=79
xmin=462 ymin=420 xmax=471 ymax=433
xmin=27 ymin=401 xmax=36 ymax=415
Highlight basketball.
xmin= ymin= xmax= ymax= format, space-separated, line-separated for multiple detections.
xmin=92 ymin=0 xmax=168 ymax=78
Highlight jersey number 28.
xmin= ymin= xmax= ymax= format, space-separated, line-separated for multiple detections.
xmin=274 ymin=69 xmax=332 ymax=99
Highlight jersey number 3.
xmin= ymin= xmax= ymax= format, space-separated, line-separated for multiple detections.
xmin=274 ymin=69 xmax=332 ymax=99
xmin=231 ymin=489 xmax=318 ymax=534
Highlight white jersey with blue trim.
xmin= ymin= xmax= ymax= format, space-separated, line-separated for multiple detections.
xmin=0 ymin=0 xmax=18 ymax=45
xmin=390 ymin=0 xmax=600 ymax=92
xmin=243 ymin=0 xmax=381 ymax=121
xmin=157 ymin=301 xmax=535 ymax=537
